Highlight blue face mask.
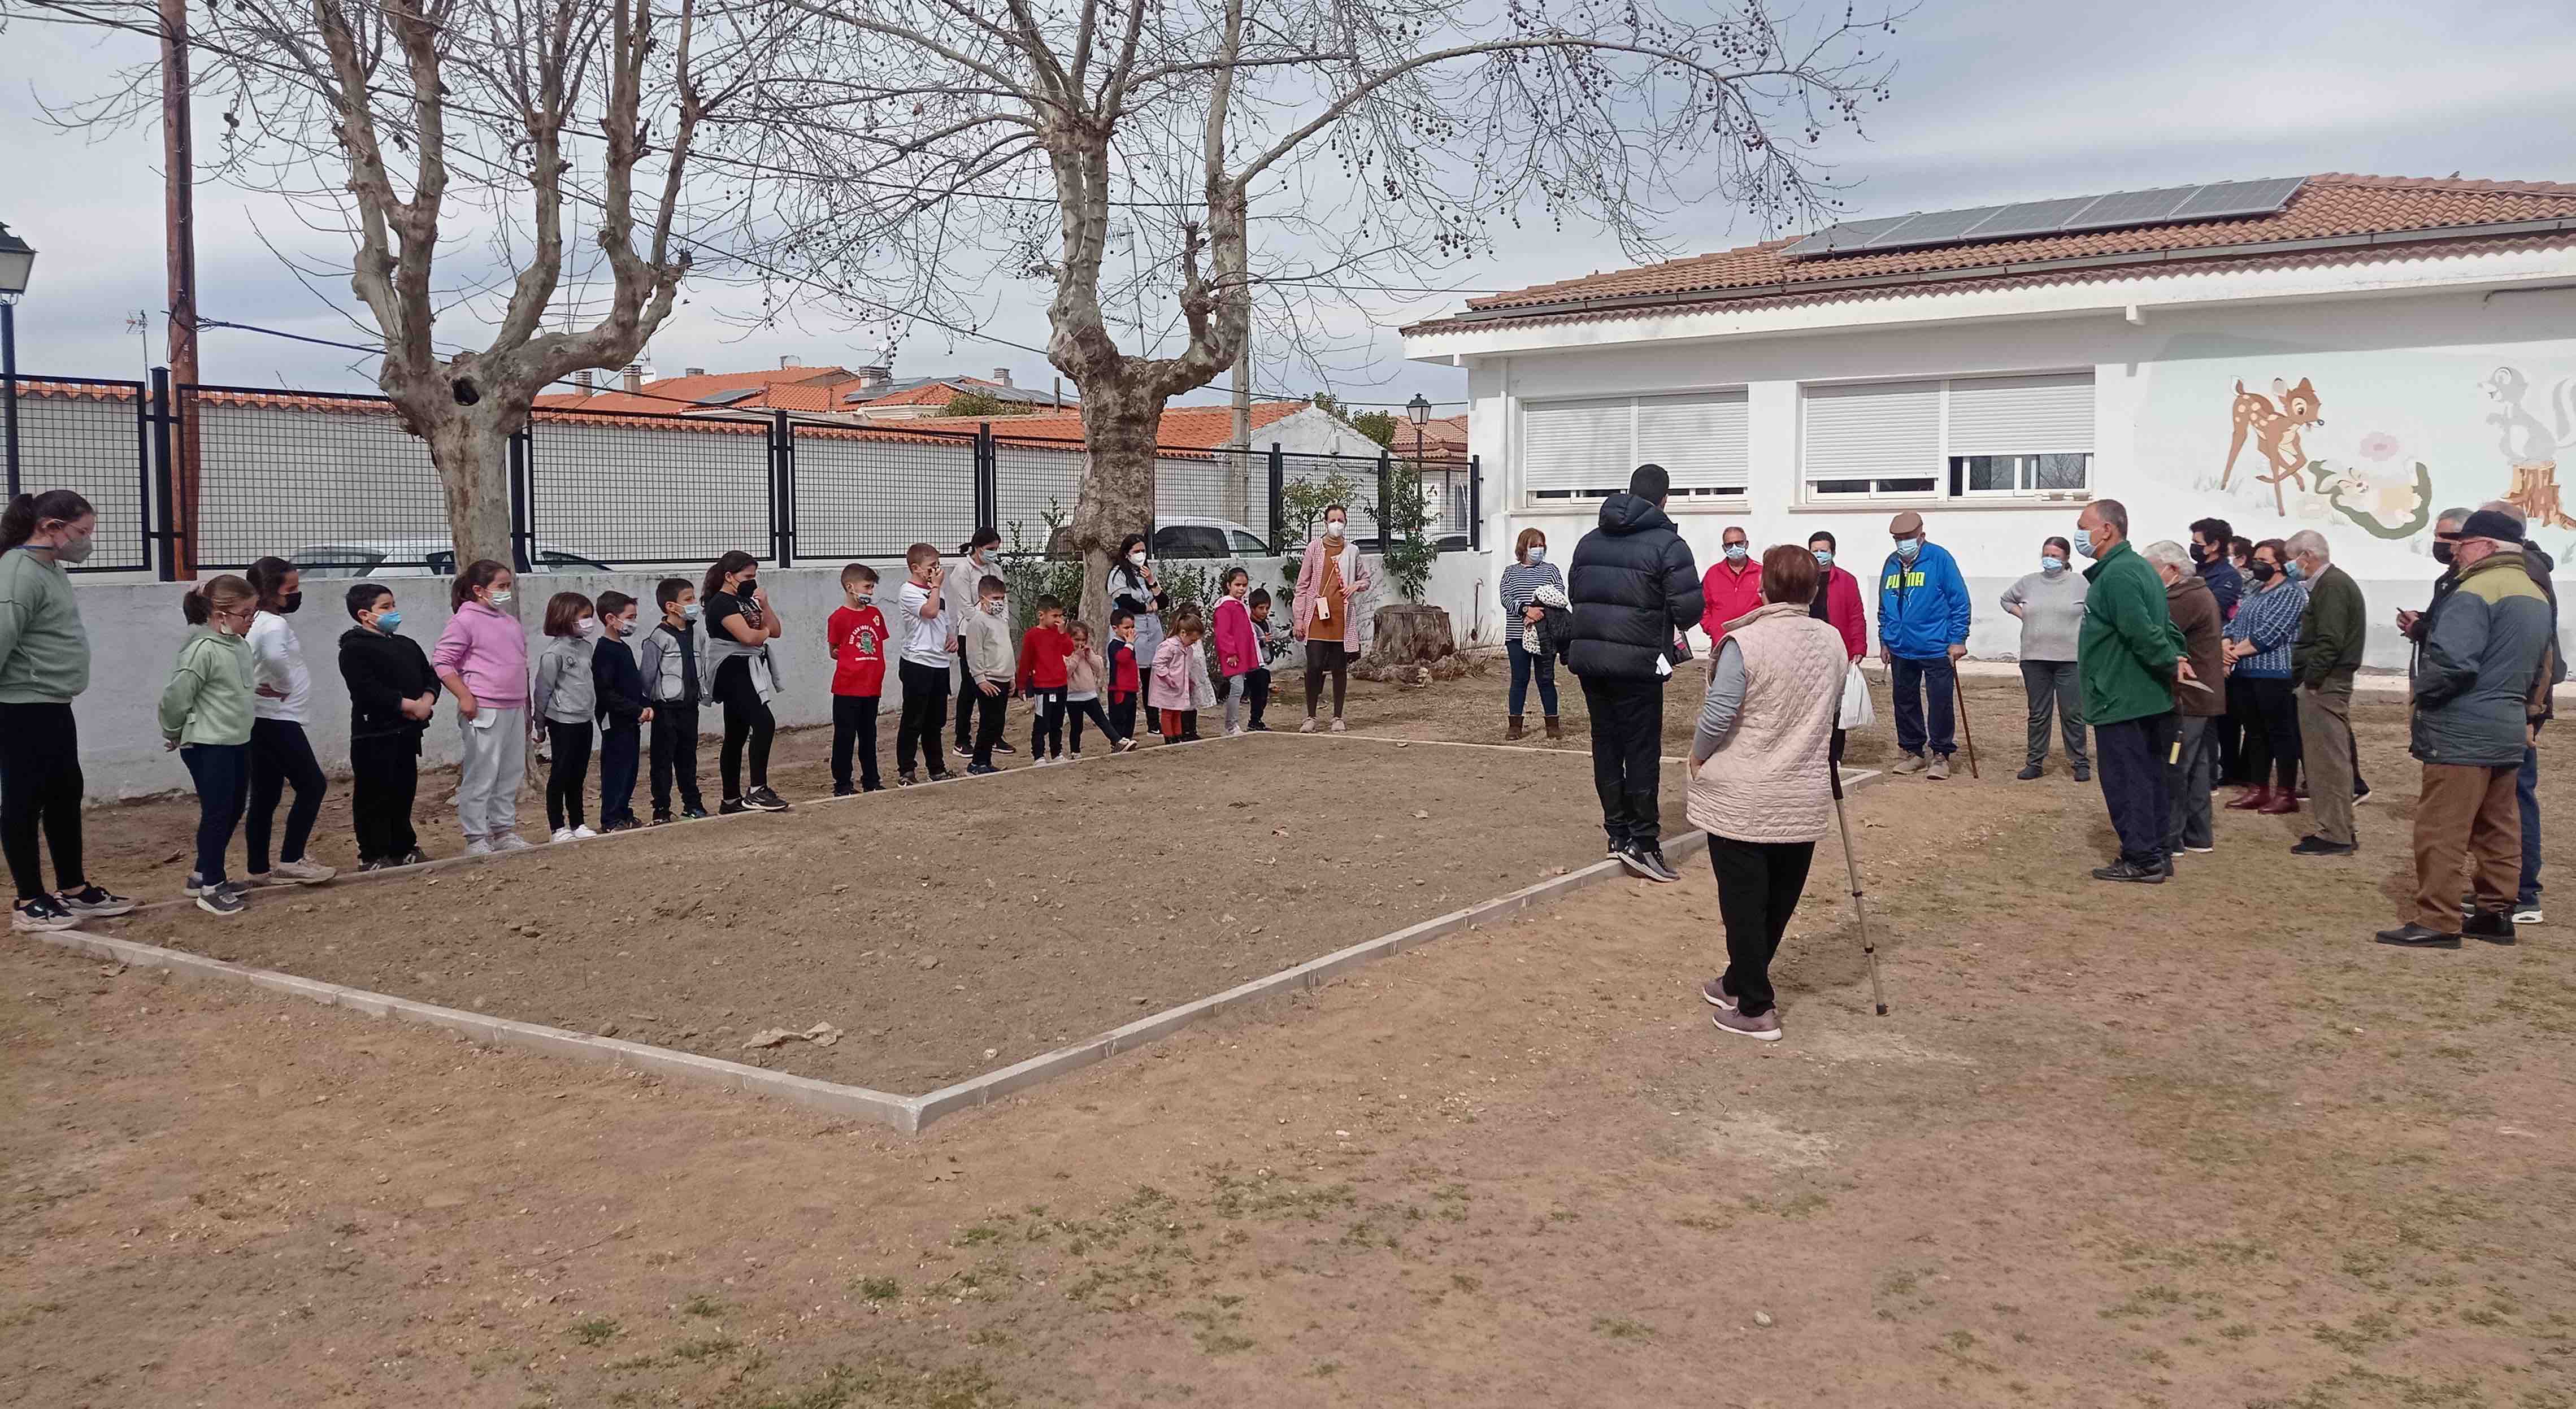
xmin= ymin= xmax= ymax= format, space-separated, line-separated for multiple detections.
xmin=376 ymin=610 xmax=402 ymax=633
xmin=1813 ymin=550 xmax=1834 ymax=568
xmin=2074 ymin=534 xmax=2100 ymax=560
xmin=1724 ymin=543 xmax=1749 ymax=562
xmin=1527 ymin=546 xmax=1545 ymax=564
xmin=2286 ymin=562 xmax=2306 ymax=582
xmin=1895 ymin=538 xmax=1920 ymax=562
xmin=2041 ymin=556 xmax=2066 ymax=572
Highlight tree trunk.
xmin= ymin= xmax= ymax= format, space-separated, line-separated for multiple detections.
xmin=421 ymin=407 xmax=516 ymax=590
xmin=1068 ymin=377 xmax=1167 ymax=629
xmin=1367 ymin=603 xmax=1454 ymax=666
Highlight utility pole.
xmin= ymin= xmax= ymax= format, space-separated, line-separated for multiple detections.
xmin=160 ymin=0 xmax=202 ymax=577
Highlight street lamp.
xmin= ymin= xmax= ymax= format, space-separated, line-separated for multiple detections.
xmin=0 ymin=221 xmax=33 ymax=497
xmin=1405 ymin=393 xmax=1433 ymax=527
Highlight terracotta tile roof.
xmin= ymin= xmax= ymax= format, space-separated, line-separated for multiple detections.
xmin=909 ymin=399 xmax=1313 ymax=455
xmin=536 ymin=365 xmax=854 ymax=413
xmin=1412 ymin=173 xmax=2576 ymax=334
xmin=1408 ymin=413 xmax=1470 ymax=460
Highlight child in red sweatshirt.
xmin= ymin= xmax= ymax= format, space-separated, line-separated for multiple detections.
xmin=1104 ymin=608 xmax=1144 ymax=752
xmin=825 ymin=563 xmax=888 ymax=794
xmin=1012 ymin=593 xmax=1075 ymax=763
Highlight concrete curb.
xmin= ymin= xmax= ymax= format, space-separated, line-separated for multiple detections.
xmin=40 ymin=753 xmax=1883 ymax=1136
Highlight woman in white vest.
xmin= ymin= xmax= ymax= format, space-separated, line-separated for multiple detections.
xmin=1688 ymin=544 xmax=1848 ymax=1043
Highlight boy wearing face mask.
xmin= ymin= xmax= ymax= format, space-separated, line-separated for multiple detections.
xmin=958 ymin=574 xmax=1017 ymax=774
xmin=590 ymin=591 xmax=652 ymax=832
xmin=532 ymin=592 xmax=602 ymax=843
xmin=338 ymin=583 xmax=438 ymax=870
xmin=639 ymin=578 xmax=708 ymax=824
xmin=826 ymin=564 xmax=889 ymax=794
xmin=948 ymin=528 xmax=1013 ymax=756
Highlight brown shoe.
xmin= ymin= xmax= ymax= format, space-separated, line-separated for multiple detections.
xmin=2225 ymin=785 xmax=2273 ymax=812
xmin=1544 ymin=716 xmax=1562 ymax=740
xmin=2257 ymin=790 xmax=2299 ymax=816
xmin=1506 ymin=715 xmax=1525 ymax=741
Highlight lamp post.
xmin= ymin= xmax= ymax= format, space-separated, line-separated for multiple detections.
xmin=0 ymin=222 xmax=33 ymax=498
xmin=1406 ymin=393 xmax=1432 ymax=531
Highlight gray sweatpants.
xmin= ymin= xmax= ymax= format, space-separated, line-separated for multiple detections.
xmin=2019 ymin=660 xmax=2088 ymax=769
xmin=456 ymin=706 xmax=527 ymax=842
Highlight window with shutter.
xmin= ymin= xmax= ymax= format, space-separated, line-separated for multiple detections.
xmin=1802 ymin=381 xmax=1940 ymax=499
xmin=1802 ymin=372 xmax=2093 ymax=501
xmin=1637 ymin=392 xmax=1748 ymax=499
xmin=1520 ymin=398 xmax=1633 ymax=500
xmin=1520 ymin=390 xmax=1748 ymax=503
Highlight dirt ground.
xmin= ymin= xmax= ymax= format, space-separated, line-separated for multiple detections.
xmin=7 ymin=668 xmax=2569 ymax=1409
xmin=107 ymin=737 xmax=1673 ymax=1094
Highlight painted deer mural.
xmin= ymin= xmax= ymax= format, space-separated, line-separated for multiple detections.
xmin=2221 ymin=377 xmax=2326 ymax=516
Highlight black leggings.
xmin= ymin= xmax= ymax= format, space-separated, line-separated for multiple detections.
xmin=1 ymin=701 xmax=87 ymax=901
xmin=1066 ymin=697 xmax=1116 ymax=751
xmin=246 ymin=717 xmax=325 ymax=872
xmin=1706 ymin=835 xmax=1816 ymax=1020
xmin=1304 ymin=640 xmax=1349 ymax=719
xmin=2235 ymin=675 xmax=2301 ymax=789
xmin=713 ymin=656 xmax=774 ymax=797
xmin=545 ymin=719 xmax=594 ymax=830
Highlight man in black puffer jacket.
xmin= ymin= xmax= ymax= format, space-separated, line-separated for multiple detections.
xmin=1568 ymin=464 xmax=1705 ymax=883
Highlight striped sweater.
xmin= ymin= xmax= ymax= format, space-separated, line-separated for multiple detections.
xmin=2222 ymin=579 xmax=2306 ymax=679
xmin=1500 ymin=560 xmax=1563 ymax=617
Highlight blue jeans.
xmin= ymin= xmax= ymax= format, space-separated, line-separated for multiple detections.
xmin=1507 ymin=639 xmax=1558 ymax=717
xmin=2519 ymin=745 xmax=2542 ymax=907
xmin=1890 ymin=654 xmax=1957 ymax=758
xmin=180 ymin=742 xmax=251 ymax=886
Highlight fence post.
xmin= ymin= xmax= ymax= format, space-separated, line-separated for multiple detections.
xmin=1376 ymin=449 xmax=1392 ymax=546
xmin=772 ymin=410 xmax=795 ymax=568
xmin=1266 ymin=442 xmax=1285 ymax=553
xmin=974 ymin=422 xmax=998 ymax=529
xmin=507 ymin=424 xmax=533 ymax=573
xmin=1469 ymin=454 xmax=1482 ymax=553
xmin=147 ymin=367 xmax=179 ymax=581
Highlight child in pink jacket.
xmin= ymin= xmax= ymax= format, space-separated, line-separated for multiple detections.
xmin=1148 ymin=609 xmax=1205 ymax=743
xmin=1210 ymin=567 xmax=1260 ymax=736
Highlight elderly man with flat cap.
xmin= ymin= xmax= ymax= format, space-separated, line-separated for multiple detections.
xmin=1876 ymin=511 xmax=1971 ymax=779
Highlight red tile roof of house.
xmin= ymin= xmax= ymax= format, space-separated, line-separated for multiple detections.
xmin=1410 ymin=173 xmax=2576 ymax=334
xmin=909 ymin=399 xmax=1313 ymax=454
xmin=535 ymin=365 xmax=855 ymax=413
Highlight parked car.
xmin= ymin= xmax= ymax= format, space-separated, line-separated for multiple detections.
xmin=1041 ymin=516 xmax=1272 ymax=561
xmin=289 ymin=539 xmax=615 ymax=579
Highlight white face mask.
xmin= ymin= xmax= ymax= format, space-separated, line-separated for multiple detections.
xmin=981 ymin=599 xmax=1004 ymax=616
xmin=680 ymin=603 xmax=702 ymax=621
xmin=1127 ymin=550 xmax=1147 ymax=567
xmin=1324 ymin=520 xmax=1345 ymax=540
xmin=576 ymin=617 xmax=602 ymax=640
xmin=488 ymin=589 xmax=515 ymax=607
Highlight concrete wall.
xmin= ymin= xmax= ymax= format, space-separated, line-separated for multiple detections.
xmin=1458 ymin=285 xmax=2576 ymax=670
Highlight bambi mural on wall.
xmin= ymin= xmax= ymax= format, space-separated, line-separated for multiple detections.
xmin=2219 ymin=373 xmax=2431 ymax=538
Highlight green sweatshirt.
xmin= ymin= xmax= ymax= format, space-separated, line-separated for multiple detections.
xmin=0 ymin=546 xmax=93 ymax=703
xmin=159 ymin=627 xmax=255 ymax=747
xmin=2076 ymin=540 xmax=2185 ymax=728
xmin=2292 ymin=562 xmax=2365 ymax=689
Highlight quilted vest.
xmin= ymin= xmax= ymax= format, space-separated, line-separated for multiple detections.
xmin=1686 ymin=603 xmax=1846 ymax=844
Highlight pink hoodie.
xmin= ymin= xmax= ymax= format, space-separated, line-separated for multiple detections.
xmin=1211 ymin=594 xmax=1257 ymax=679
xmin=431 ymin=600 xmax=530 ymax=709
xmin=1149 ymin=635 xmax=1196 ymax=711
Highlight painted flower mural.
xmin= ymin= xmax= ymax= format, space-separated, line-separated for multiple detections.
xmin=2357 ymin=430 xmax=2401 ymax=462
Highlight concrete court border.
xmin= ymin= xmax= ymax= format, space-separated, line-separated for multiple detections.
xmin=31 ymin=732 xmax=1882 ymax=1136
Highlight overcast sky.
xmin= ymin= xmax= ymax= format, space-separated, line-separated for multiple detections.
xmin=5 ymin=0 xmax=2573 ymax=414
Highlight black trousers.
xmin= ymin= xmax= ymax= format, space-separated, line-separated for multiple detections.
xmin=545 ymin=719 xmax=594 ymax=830
xmin=650 ymin=702 xmax=703 ymax=815
xmin=896 ymin=659 xmax=952 ymax=776
xmin=348 ymin=732 xmax=420 ymax=863
xmin=1029 ymin=686 xmax=1067 ymax=757
xmin=245 ymin=717 xmax=326 ymax=872
xmin=598 ymin=723 xmax=641 ymax=824
xmin=0 ymin=701 xmax=86 ymax=901
xmin=954 ymin=667 xmax=981 ymax=750
xmin=964 ymin=681 xmax=1009 ymax=765
xmin=1580 ymin=675 xmax=1666 ymax=850
xmin=1067 ymin=697 xmax=1115 ymax=751
xmin=711 ymin=659 xmax=774 ymax=797
xmin=180 ymin=741 xmax=251 ymax=885
xmin=831 ymin=694 xmax=882 ymax=790
xmin=1304 ymin=640 xmax=1350 ymax=718
xmin=2234 ymin=676 xmax=2300 ymax=789
xmin=2095 ymin=714 xmax=2175 ymax=868
xmin=1706 ymin=835 xmax=1815 ymax=1020
xmin=1245 ymin=666 xmax=1272 ymax=727
xmin=1107 ymin=694 xmax=1138 ymax=743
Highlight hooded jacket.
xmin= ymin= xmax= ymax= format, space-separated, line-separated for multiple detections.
xmin=2411 ymin=547 xmax=2555 ymax=767
xmin=1876 ymin=540 xmax=1972 ymax=660
xmin=1566 ymin=493 xmax=1702 ymax=681
xmin=340 ymin=623 xmax=439 ymax=745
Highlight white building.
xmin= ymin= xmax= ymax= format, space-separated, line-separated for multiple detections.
xmin=1405 ymin=172 xmax=2576 ymax=666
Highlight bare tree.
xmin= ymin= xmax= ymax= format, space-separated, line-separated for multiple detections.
xmin=744 ymin=0 xmax=1899 ymax=623
xmin=12 ymin=0 xmax=794 ymax=575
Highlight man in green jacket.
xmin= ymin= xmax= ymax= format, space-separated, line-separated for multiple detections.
xmin=2287 ymin=529 xmax=2366 ymax=856
xmin=2075 ymin=499 xmax=2190 ymax=883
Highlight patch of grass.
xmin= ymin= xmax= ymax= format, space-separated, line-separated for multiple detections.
xmin=954 ymin=1225 xmax=1004 ymax=1247
xmin=740 ymin=1359 xmax=1013 ymax=1409
xmin=2219 ymin=1323 xmax=2257 ymax=1340
xmin=671 ymin=1334 xmax=741 ymax=1362
xmin=1310 ymin=1362 xmax=1343 ymax=1378
xmin=857 ymin=1276 xmax=902 ymax=1303
xmin=680 ymin=1293 xmax=731 ymax=1317
xmin=1450 ymin=1273 xmax=1481 ymax=1293
xmin=605 ymin=1354 xmax=666 ymax=1372
xmin=571 ymin=1317 xmax=622 ymax=1346
xmin=1194 ymin=1329 xmax=1256 ymax=1355
xmin=1743 ymin=1190 xmax=1831 ymax=1220
xmin=1879 ymin=1269 xmax=1923 ymax=1298
xmin=1592 ymin=1316 xmax=1655 ymax=1341
xmin=2309 ymin=1310 xmax=2398 ymax=1355
xmin=1673 ymin=1213 xmax=1732 ymax=1233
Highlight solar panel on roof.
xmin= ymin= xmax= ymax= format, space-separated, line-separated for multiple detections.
xmin=2057 ymin=185 xmax=2198 ymax=233
xmin=1961 ymin=195 xmax=2108 ymax=241
xmin=694 ymin=388 xmax=760 ymax=405
xmin=1861 ymin=205 xmax=2014 ymax=250
xmin=2168 ymin=176 xmax=2307 ymax=221
xmin=1779 ymin=215 xmax=1917 ymax=257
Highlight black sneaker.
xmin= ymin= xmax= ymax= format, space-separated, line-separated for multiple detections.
xmin=2354 ymin=786 xmax=2374 ymax=806
xmin=680 ymin=805 xmax=711 ymax=820
xmin=2072 ymin=766 xmax=2092 ymax=783
xmin=1617 ymin=843 xmax=1676 ymax=884
xmin=928 ymin=770 xmax=955 ymax=784
xmin=2091 ymin=860 xmax=2166 ymax=884
xmin=395 ymin=848 xmax=430 ymax=867
xmin=602 ymin=817 xmax=643 ymax=834
xmin=1640 ymin=847 xmax=1682 ymax=884
xmin=1249 ymin=721 xmax=1271 ymax=732
xmin=2462 ymin=910 xmax=2518 ymax=945
xmin=719 ymin=798 xmax=748 ymax=816
xmin=12 ymin=894 xmax=78 ymax=933
xmin=2291 ymin=835 xmax=2358 ymax=856
xmin=832 ymin=783 xmax=858 ymax=798
xmin=197 ymin=882 xmax=249 ymax=917
xmin=993 ymin=741 xmax=1017 ymax=755
xmin=966 ymin=763 xmax=1000 ymax=776
xmin=359 ymin=859 xmax=389 ymax=872
xmin=58 ymin=884 xmax=136 ymax=917
xmin=745 ymin=787 xmax=790 ymax=812
xmin=2015 ymin=764 xmax=2043 ymax=781
xmin=897 ymin=771 xmax=919 ymax=788
xmin=651 ymin=811 xmax=675 ymax=827
xmin=2375 ymin=923 xmax=2460 ymax=949
xmin=862 ymin=782 xmax=887 ymax=794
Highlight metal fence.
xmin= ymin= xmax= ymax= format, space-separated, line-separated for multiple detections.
xmin=5 ymin=369 xmax=1478 ymax=577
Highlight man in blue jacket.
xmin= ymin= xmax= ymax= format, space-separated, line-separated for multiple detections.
xmin=1878 ymin=511 xmax=1972 ymax=779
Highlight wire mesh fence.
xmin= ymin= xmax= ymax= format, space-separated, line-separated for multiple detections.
xmin=7 ymin=372 xmax=1476 ymax=577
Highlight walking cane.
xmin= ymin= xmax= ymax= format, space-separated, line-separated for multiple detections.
xmin=1952 ymin=668 xmax=1980 ymax=779
xmin=1830 ymin=766 xmax=1890 ymax=1016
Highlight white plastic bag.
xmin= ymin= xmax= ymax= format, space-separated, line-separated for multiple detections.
xmin=1837 ymin=663 xmax=1874 ymax=731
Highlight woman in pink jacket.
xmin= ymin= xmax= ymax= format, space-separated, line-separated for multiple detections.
xmin=431 ymin=560 xmax=533 ymax=855
xmin=1210 ymin=567 xmax=1261 ymax=736
xmin=1292 ymin=505 xmax=1372 ymax=732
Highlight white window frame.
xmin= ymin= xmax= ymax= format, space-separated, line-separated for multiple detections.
xmin=1800 ymin=371 xmax=2095 ymax=505
xmin=1518 ymin=389 xmax=1750 ymax=507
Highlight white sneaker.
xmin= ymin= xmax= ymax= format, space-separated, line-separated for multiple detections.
xmin=1226 ymin=725 xmax=1245 ymax=737
xmin=1070 ymin=751 xmax=1086 ymax=762
xmin=571 ymin=825 xmax=599 ymax=840
xmin=1300 ymin=717 xmax=1318 ymax=733
xmin=267 ymin=857 xmax=337 ymax=885
xmin=550 ymin=827 xmax=576 ymax=845
xmin=1330 ymin=719 xmax=1347 ymax=733
xmin=464 ymin=839 xmax=494 ymax=858
xmin=493 ymin=833 xmax=534 ymax=853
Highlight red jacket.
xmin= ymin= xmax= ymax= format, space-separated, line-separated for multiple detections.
xmin=1105 ymin=638 xmax=1141 ymax=700
xmin=1700 ymin=556 xmax=1765 ymax=640
xmin=1817 ymin=565 xmax=1867 ymax=660
xmin=1014 ymin=624 xmax=1072 ymax=692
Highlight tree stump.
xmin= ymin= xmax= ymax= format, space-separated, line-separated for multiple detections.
xmin=2507 ymin=462 xmax=2575 ymax=531
xmin=1367 ymin=603 xmax=1455 ymax=666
